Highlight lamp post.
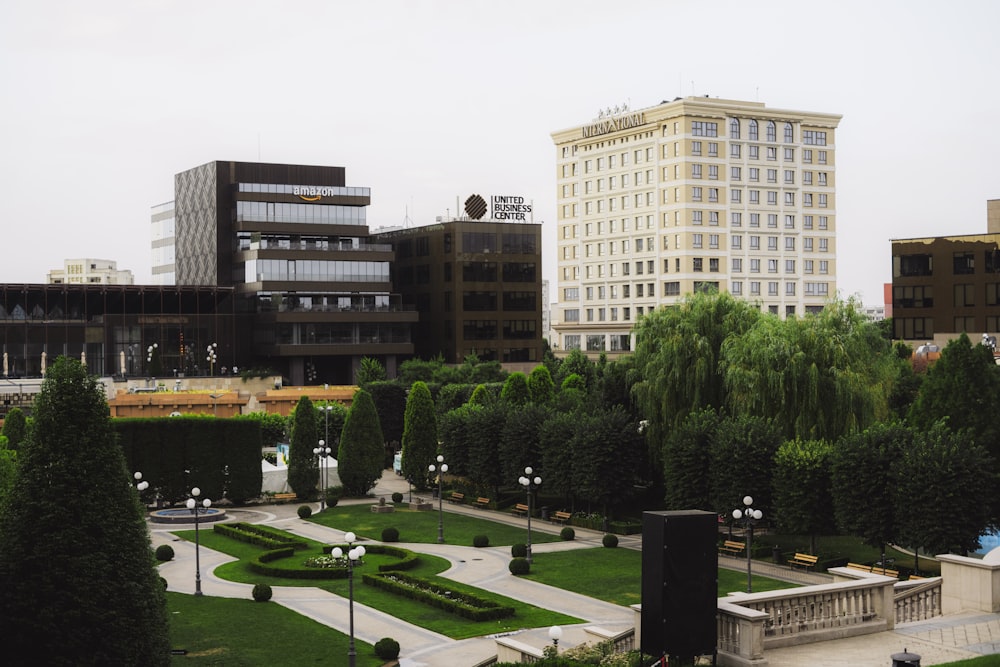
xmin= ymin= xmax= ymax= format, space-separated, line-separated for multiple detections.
xmin=209 ymin=392 xmax=223 ymax=417
xmin=186 ymin=487 xmax=212 ymax=596
xmin=313 ymin=440 xmax=331 ymax=511
xmin=428 ymin=455 xmax=448 ymax=543
xmin=518 ymin=467 xmax=542 ymax=564
xmin=146 ymin=343 xmax=158 ymax=377
xmin=732 ymin=495 xmax=763 ymax=593
xmin=206 ymin=343 xmax=218 ymax=376
xmin=548 ymin=625 xmax=563 ymax=652
xmin=331 ymin=531 xmax=365 ymax=667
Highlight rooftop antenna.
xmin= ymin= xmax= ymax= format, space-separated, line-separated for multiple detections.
xmin=402 ymin=203 xmax=413 ymax=227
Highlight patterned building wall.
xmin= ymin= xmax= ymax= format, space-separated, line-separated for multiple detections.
xmin=175 ymin=162 xmax=221 ymax=286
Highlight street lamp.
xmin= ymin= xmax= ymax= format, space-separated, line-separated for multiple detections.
xmin=146 ymin=343 xmax=158 ymax=377
xmin=186 ymin=487 xmax=212 ymax=596
xmin=428 ymin=455 xmax=448 ymax=543
xmin=313 ymin=440 xmax=331 ymax=511
xmin=732 ymin=495 xmax=763 ymax=593
xmin=331 ymin=531 xmax=365 ymax=667
xmin=206 ymin=343 xmax=218 ymax=376
xmin=518 ymin=467 xmax=542 ymax=564
xmin=133 ymin=471 xmax=149 ymax=493
xmin=548 ymin=625 xmax=563 ymax=651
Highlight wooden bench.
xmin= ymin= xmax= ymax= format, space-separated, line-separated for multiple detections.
xmin=474 ymin=497 xmax=491 ymax=509
xmin=447 ymin=492 xmax=465 ymax=504
xmin=846 ymin=562 xmax=872 ymax=572
xmin=551 ymin=511 xmax=572 ymax=524
xmin=273 ymin=493 xmax=296 ymax=502
xmin=511 ymin=503 xmax=530 ymax=517
xmin=871 ymin=565 xmax=899 ymax=578
xmin=787 ymin=552 xmax=818 ymax=569
xmin=719 ymin=540 xmax=746 ymax=556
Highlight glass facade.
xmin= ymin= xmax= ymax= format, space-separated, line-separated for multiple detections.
xmin=236 ymin=201 xmax=367 ymax=226
xmin=245 ymin=259 xmax=389 ymax=283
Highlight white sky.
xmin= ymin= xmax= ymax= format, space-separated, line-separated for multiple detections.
xmin=2 ymin=0 xmax=999 ymax=306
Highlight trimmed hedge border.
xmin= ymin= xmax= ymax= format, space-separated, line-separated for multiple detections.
xmin=214 ymin=522 xmax=309 ymax=551
xmin=248 ymin=543 xmax=421 ymax=579
xmin=362 ymin=571 xmax=515 ymax=621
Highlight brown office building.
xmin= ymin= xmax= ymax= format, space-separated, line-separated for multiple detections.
xmin=376 ymin=217 xmax=543 ymax=367
xmin=891 ymin=200 xmax=1000 ymax=343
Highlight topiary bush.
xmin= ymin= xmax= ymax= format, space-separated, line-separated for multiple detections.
xmin=252 ymin=583 xmax=273 ymax=602
xmin=154 ymin=544 xmax=175 ymax=562
xmin=602 ymin=533 xmax=619 ymax=548
xmin=297 ymin=505 xmax=313 ymax=519
xmin=511 ymin=543 xmax=527 ymax=558
xmin=382 ymin=526 xmax=400 ymax=542
xmin=473 ymin=534 xmax=490 ymax=548
xmin=560 ymin=526 xmax=575 ymax=541
xmin=391 ymin=491 xmax=404 ymax=504
xmin=509 ymin=557 xmax=530 ymax=575
xmin=374 ymin=637 xmax=401 ymax=660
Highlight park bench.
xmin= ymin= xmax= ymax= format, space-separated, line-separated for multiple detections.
xmin=474 ymin=497 xmax=491 ymax=509
xmin=871 ymin=565 xmax=899 ymax=578
xmin=787 ymin=552 xmax=818 ymax=570
xmin=273 ymin=493 xmax=296 ymax=502
xmin=719 ymin=540 xmax=746 ymax=556
xmin=551 ymin=511 xmax=572 ymax=525
xmin=447 ymin=492 xmax=465 ymax=504
xmin=511 ymin=503 xmax=530 ymax=517
xmin=846 ymin=562 xmax=872 ymax=572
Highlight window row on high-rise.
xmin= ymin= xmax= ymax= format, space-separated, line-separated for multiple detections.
xmin=245 ymin=259 xmax=389 ymax=283
xmin=235 ymin=201 xmax=367 ymax=226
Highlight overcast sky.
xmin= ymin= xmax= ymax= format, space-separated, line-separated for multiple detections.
xmin=2 ymin=0 xmax=998 ymax=306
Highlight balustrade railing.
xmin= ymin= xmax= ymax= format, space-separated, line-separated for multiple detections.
xmin=894 ymin=577 xmax=942 ymax=624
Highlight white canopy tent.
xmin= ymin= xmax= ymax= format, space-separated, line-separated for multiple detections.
xmin=260 ymin=457 xmax=340 ymax=494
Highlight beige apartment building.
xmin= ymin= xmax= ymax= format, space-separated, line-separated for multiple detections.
xmin=551 ymin=96 xmax=841 ymax=356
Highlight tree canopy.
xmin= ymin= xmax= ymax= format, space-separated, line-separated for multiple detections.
xmin=337 ymin=389 xmax=385 ymax=496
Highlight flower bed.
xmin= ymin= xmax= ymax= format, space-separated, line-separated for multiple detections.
xmin=362 ymin=571 xmax=515 ymax=621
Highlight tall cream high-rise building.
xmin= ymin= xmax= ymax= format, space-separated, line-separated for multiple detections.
xmin=551 ymin=96 xmax=842 ymax=356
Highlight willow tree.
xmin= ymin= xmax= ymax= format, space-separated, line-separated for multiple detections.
xmin=632 ymin=292 xmax=760 ymax=469
xmin=723 ymin=298 xmax=895 ymax=441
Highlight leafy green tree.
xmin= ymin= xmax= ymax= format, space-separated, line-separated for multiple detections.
xmin=527 ymin=365 xmax=555 ymax=405
xmin=0 ymin=356 xmax=170 ymax=664
xmin=894 ymin=422 xmax=993 ymax=558
xmin=1 ymin=407 xmax=26 ymax=450
xmin=355 ymin=356 xmax=387 ymax=385
xmin=772 ymin=438 xmax=835 ymax=555
xmin=366 ymin=381 xmax=407 ymax=447
xmin=338 ymin=389 xmax=385 ymax=496
xmin=288 ymin=396 xmax=319 ymax=499
xmin=500 ymin=372 xmax=530 ymax=406
xmin=0 ymin=444 xmax=16 ymax=510
xmin=499 ymin=403 xmax=548 ymax=483
xmin=468 ymin=384 xmax=493 ymax=407
xmin=401 ymin=382 xmax=438 ymax=490
xmin=723 ymin=299 xmax=895 ymax=441
xmin=398 ymin=357 xmax=443 ymax=385
xmin=663 ymin=408 xmax=719 ymax=510
xmin=315 ymin=401 xmax=347 ymax=450
xmin=465 ymin=402 xmax=507 ymax=497
xmin=438 ymin=404 xmax=476 ymax=476
xmin=571 ymin=405 xmax=644 ymax=519
xmin=709 ymin=415 xmax=782 ymax=520
xmin=556 ymin=348 xmax=596 ymax=389
xmin=632 ymin=292 xmax=760 ymax=470
xmin=831 ymin=422 xmax=911 ymax=554
xmin=539 ymin=410 xmax=580 ymax=508
xmin=240 ymin=411 xmax=286 ymax=447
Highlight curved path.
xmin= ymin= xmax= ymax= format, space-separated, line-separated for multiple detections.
xmin=150 ymin=491 xmax=633 ymax=666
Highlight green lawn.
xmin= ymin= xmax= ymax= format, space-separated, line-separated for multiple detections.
xmin=166 ymin=591 xmax=383 ymax=666
xmin=522 ymin=547 xmax=799 ymax=606
xmin=171 ymin=528 xmax=581 ymax=639
xmin=308 ymin=502 xmax=562 ymax=547
xmin=937 ymin=657 xmax=1000 ymax=667
xmin=765 ymin=533 xmax=941 ymax=576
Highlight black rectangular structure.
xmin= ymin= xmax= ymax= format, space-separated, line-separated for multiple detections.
xmin=641 ymin=510 xmax=718 ymax=659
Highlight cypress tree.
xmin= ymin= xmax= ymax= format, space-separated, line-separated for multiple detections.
xmin=0 ymin=356 xmax=170 ymax=665
xmin=338 ymin=389 xmax=385 ymax=496
xmin=1 ymin=406 xmax=27 ymax=449
xmin=288 ymin=395 xmax=319 ymax=499
xmin=401 ymin=381 xmax=438 ymax=490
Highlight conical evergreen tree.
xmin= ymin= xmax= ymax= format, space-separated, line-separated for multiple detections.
xmin=401 ymin=381 xmax=438 ymax=490
xmin=338 ymin=389 xmax=385 ymax=496
xmin=288 ymin=395 xmax=319 ymax=499
xmin=0 ymin=356 xmax=170 ymax=665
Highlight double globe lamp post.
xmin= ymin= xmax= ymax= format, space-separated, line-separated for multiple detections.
xmin=428 ymin=455 xmax=448 ymax=543
xmin=732 ymin=495 xmax=763 ymax=593
xmin=331 ymin=532 xmax=366 ymax=667
xmin=518 ymin=467 xmax=542 ymax=564
xmin=187 ymin=487 xmax=212 ymax=596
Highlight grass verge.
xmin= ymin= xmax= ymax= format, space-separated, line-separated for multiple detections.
xmin=166 ymin=591 xmax=383 ymax=665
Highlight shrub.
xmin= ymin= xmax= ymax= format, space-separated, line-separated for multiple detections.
xmin=602 ymin=533 xmax=619 ymax=548
xmin=297 ymin=505 xmax=313 ymax=519
xmin=252 ymin=583 xmax=273 ymax=602
xmin=326 ymin=485 xmax=344 ymax=502
xmin=160 ymin=576 xmax=168 ymax=589
xmin=511 ymin=543 xmax=527 ymax=558
xmin=392 ymin=491 xmax=404 ymax=503
xmin=560 ymin=526 xmax=576 ymax=541
xmin=509 ymin=557 xmax=530 ymax=575
xmin=374 ymin=637 xmax=401 ymax=660
xmin=325 ymin=496 xmax=338 ymax=509
xmin=473 ymin=534 xmax=489 ymax=548
xmin=382 ymin=526 xmax=400 ymax=542
xmin=154 ymin=544 xmax=175 ymax=562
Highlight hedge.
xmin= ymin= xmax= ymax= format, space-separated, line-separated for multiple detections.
xmin=213 ymin=522 xmax=309 ymax=550
xmin=247 ymin=543 xmax=420 ymax=580
xmin=362 ymin=571 xmax=515 ymax=621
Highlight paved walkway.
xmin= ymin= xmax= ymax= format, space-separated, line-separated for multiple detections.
xmin=151 ymin=472 xmax=1000 ymax=666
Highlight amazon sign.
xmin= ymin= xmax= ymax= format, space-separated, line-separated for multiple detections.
xmin=293 ymin=185 xmax=341 ymax=201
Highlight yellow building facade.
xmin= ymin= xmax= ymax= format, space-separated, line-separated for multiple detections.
xmin=551 ymin=96 xmax=841 ymax=356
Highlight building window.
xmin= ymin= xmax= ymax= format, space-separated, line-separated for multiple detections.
xmin=731 ymin=281 xmax=743 ymax=295
xmin=804 ymin=260 xmax=814 ymax=273
xmin=692 ymin=187 xmax=703 ymax=202
xmin=587 ymin=334 xmax=606 ymax=351
xmin=749 ymin=168 xmax=759 ymax=182
xmin=731 ymin=167 xmax=742 ymax=180
xmin=750 ymin=213 xmax=760 ymax=227
xmin=818 ymin=173 xmax=828 ymax=186
xmin=804 ymin=215 xmax=813 ymax=229
xmin=750 ymin=281 xmax=760 ymax=295
xmin=804 ymin=238 xmax=814 ymax=251
xmin=766 ymin=121 xmax=776 ymax=142
xmin=767 ymin=146 xmax=777 ymax=161
xmin=818 ymin=150 xmax=828 ymax=164
xmin=731 ymin=144 xmax=741 ymax=159
xmin=803 ymin=130 xmax=827 ymax=146
xmin=709 ymin=234 xmax=719 ymax=249
xmin=767 ymin=191 xmax=777 ymax=205
xmin=767 ymin=169 xmax=777 ymax=183
xmin=730 ymin=118 xmax=741 ymax=139
xmin=732 ymin=258 xmax=743 ymax=272
xmin=664 ymin=281 xmax=680 ymax=296
xmin=691 ymin=141 xmax=702 ymax=156
xmin=819 ymin=194 xmax=828 ymax=208
xmin=693 ymin=233 xmax=703 ymax=248
xmin=709 ymin=258 xmax=720 ymax=272
xmin=692 ymin=121 xmax=718 ymax=137
xmin=784 ymin=170 xmax=795 ymax=184
xmin=785 ymin=215 xmax=795 ymax=229
xmin=732 ymin=235 xmax=742 ymax=249
xmin=564 ymin=309 xmax=579 ymax=322
xmin=564 ymin=335 xmax=581 ymax=350
xmin=749 ymin=145 xmax=759 ymax=160
xmin=768 ymin=281 xmax=779 ymax=295
xmin=785 ymin=259 xmax=796 ymax=273
xmin=784 ymin=192 xmax=795 ymax=206
xmin=750 ymin=190 xmax=760 ymax=204
xmin=803 ymin=149 xmax=813 ymax=163
xmin=731 ymin=189 xmax=742 ymax=203
xmin=784 ymin=123 xmax=794 ymax=142
xmin=750 ymin=235 xmax=760 ymax=250
xmin=954 ymin=283 xmax=975 ymax=306
xmin=819 ymin=239 xmax=829 ymax=252
xmin=784 ymin=148 xmax=794 ymax=161
xmin=708 ymin=188 xmax=719 ymax=202
xmin=768 ymin=237 xmax=778 ymax=251
xmin=785 ymin=237 xmax=795 ymax=251
xmin=693 ymin=258 xmax=703 ymax=272
xmin=819 ymin=260 xmax=829 ymax=274
xmin=768 ymin=214 xmax=778 ymax=228
xmin=749 ymin=120 xmax=758 ymax=140
xmin=693 ymin=210 xmax=703 ymax=225
xmin=708 ymin=165 xmax=719 ymax=180
xmin=768 ymin=259 xmax=778 ymax=273
xmin=731 ymin=212 xmax=742 ymax=227
xmin=819 ymin=216 xmax=828 ymax=230
xmin=750 ymin=259 xmax=760 ymax=273
xmin=708 ymin=143 xmax=718 ymax=157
